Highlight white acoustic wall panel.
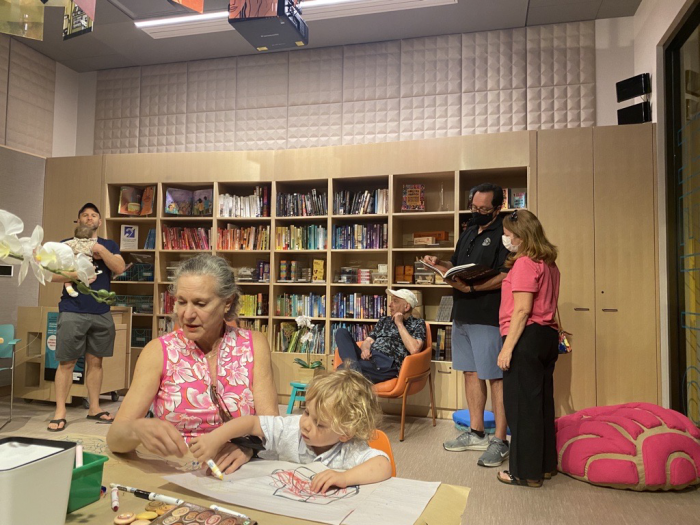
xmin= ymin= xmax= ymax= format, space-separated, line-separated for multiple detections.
xmin=140 ymin=63 xmax=187 ymax=117
xmin=139 ymin=63 xmax=187 ymax=152
xmin=343 ymin=41 xmax=401 ymax=102
xmin=94 ymin=117 xmax=139 ymax=154
xmin=526 ymin=21 xmax=595 ymax=130
xmin=6 ymin=40 xmax=55 ymax=157
xmin=463 ymin=28 xmax=527 ymax=93
xmin=0 ymin=35 xmax=9 ymax=145
xmin=186 ymin=110 xmax=235 ymax=152
xmin=235 ymin=106 xmax=287 ymax=151
xmin=96 ymin=67 xmax=140 ymax=120
xmin=289 ymin=47 xmax=343 ymax=106
xmin=342 ymin=98 xmax=400 ymax=145
xmin=139 ymin=114 xmax=186 ymax=153
xmin=400 ymin=94 xmax=461 ymax=141
xmin=462 ymin=89 xmax=527 ymax=135
xmin=187 ymin=58 xmax=236 ymax=113
xmin=236 ymin=53 xmax=289 ymax=110
xmin=401 ymin=34 xmax=461 ymax=97
xmin=527 ymin=22 xmax=595 ymax=88
xmin=288 ymin=103 xmax=342 ymax=149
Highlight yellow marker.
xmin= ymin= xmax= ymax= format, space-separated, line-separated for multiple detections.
xmin=206 ymin=459 xmax=224 ymax=480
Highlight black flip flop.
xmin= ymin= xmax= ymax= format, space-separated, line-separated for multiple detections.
xmin=497 ymin=470 xmax=543 ymax=488
xmin=86 ymin=411 xmax=113 ymax=424
xmin=47 ymin=418 xmax=67 ymax=432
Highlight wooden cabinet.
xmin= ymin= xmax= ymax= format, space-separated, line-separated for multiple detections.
xmin=537 ymin=124 xmax=659 ymax=413
xmin=594 ymin=125 xmax=658 ymax=405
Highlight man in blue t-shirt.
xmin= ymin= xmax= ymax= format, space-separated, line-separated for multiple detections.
xmin=47 ymin=203 xmax=126 ymax=432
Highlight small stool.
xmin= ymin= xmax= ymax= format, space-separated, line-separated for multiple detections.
xmin=287 ymin=381 xmax=308 ymax=414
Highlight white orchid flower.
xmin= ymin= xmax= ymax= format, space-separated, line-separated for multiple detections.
xmin=36 ymin=241 xmax=77 ymax=286
xmin=295 ymin=315 xmax=313 ymax=329
xmin=17 ymin=225 xmax=44 ymax=284
xmin=0 ymin=210 xmax=24 ymax=261
xmin=300 ymin=331 xmax=314 ymax=344
xmin=75 ymin=253 xmax=97 ymax=286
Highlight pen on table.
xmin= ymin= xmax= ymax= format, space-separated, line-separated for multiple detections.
xmin=184 ymin=439 xmax=224 ymax=480
xmin=110 ymin=486 xmax=119 ymax=511
xmin=210 ymin=504 xmax=251 ymax=523
xmin=109 ymin=483 xmax=184 ymax=505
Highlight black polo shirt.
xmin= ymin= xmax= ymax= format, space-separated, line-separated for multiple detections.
xmin=451 ymin=215 xmax=509 ymax=326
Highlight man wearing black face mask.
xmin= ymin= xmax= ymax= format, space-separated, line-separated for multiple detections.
xmin=423 ymin=183 xmax=510 ymax=468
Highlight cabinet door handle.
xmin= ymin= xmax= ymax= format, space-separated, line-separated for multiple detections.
xmin=438 ymin=369 xmax=452 ymax=374
xmin=574 ymin=308 xmax=590 ymax=311
xmin=602 ymin=309 xmax=618 ymax=312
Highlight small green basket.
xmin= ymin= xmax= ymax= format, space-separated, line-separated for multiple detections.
xmin=67 ymin=451 xmax=108 ymax=514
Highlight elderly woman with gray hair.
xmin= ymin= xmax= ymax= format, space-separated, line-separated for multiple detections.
xmin=107 ymin=254 xmax=278 ymax=473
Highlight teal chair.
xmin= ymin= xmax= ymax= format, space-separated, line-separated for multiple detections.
xmin=0 ymin=324 xmax=20 ymax=430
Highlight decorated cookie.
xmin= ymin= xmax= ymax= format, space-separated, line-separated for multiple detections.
xmin=114 ymin=512 xmax=137 ymax=525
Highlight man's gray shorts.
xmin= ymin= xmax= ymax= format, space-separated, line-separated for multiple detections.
xmin=55 ymin=312 xmax=115 ymax=362
xmin=452 ymin=320 xmax=503 ymax=380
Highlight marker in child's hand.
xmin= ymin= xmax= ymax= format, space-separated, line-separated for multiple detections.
xmin=185 ymin=438 xmax=224 ymax=480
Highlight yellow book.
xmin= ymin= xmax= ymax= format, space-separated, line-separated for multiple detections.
xmin=313 ymin=259 xmax=325 ymax=282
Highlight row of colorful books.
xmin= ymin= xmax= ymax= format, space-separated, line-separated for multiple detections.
xmin=239 ymin=293 xmax=269 ymax=317
xmin=219 ymin=186 xmax=270 ymax=217
xmin=333 ymin=189 xmax=389 ymax=215
xmin=157 ymin=317 xmax=175 ymax=337
xmin=331 ymin=293 xmax=387 ymax=320
xmin=330 ymin=322 xmax=375 ymax=351
xmin=275 ymin=224 xmax=327 ymax=250
xmin=276 ymin=322 xmax=326 ymax=354
xmin=332 ymin=224 xmax=388 ymax=250
xmin=433 ymin=326 xmax=453 ymax=361
xmin=274 ymin=293 xmax=326 ymax=317
xmin=161 ymin=226 xmax=211 ymax=251
xmin=217 ymin=225 xmax=270 ymax=251
xmin=276 ymin=189 xmax=327 ymax=217
xmin=160 ymin=290 xmax=175 ymax=314
xmin=237 ymin=319 xmax=268 ymax=334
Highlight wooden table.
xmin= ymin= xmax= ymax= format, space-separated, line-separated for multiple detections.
xmin=62 ymin=434 xmax=469 ymax=525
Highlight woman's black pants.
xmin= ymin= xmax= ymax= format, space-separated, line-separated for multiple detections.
xmin=503 ymin=323 xmax=559 ymax=480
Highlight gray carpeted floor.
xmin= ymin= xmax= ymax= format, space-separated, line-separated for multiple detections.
xmin=1 ymin=396 xmax=698 ymax=524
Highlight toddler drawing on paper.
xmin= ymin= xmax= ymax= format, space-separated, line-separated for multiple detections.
xmin=62 ymin=224 xmax=100 ymax=297
xmin=190 ymin=368 xmax=392 ymax=493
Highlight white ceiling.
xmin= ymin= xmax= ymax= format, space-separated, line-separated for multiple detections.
xmin=15 ymin=0 xmax=642 ymax=72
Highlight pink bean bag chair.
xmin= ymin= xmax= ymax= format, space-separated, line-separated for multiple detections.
xmin=556 ymin=403 xmax=700 ymax=491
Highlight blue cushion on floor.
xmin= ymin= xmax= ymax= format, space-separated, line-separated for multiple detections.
xmin=453 ymin=409 xmax=510 ymax=435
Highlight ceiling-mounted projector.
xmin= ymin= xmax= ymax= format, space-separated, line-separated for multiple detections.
xmin=229 ymin=0 xmax=308 ymax=52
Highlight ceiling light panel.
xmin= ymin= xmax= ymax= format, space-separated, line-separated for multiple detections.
xmin=300 ymin=0 xmax=458 ymax=21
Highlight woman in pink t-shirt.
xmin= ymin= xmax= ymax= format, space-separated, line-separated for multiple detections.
xmin=495 ymin=210 xmax=560 ymax=488
xmin=108 ymin=254 xmax=279 ymax=474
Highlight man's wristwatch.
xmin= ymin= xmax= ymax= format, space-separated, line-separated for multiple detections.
xmin=469 ymin=284 xmax=476 ymax=293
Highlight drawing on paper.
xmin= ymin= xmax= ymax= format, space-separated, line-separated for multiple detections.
xmin=270 ymin=466 xmax=360 ymax=505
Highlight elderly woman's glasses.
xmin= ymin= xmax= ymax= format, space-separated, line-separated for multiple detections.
xmin=209 ymin=383 xmax=233 ymax=423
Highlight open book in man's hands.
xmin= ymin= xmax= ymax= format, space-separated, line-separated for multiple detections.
xmin=422 ymin=260 xmax=499 ymax=283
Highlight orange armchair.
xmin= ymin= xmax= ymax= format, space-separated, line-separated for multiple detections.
xmin=333 ymin=322 xmax=436 ymax=441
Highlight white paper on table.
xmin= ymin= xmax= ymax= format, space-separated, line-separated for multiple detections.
xmin=165 ymin=460 xmax=378 ymax=525
xmin=343 ymin=477 xmax=441 ymax=525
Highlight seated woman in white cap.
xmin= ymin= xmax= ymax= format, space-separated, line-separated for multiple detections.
xmin=335 ymin=289 xmax=426 ymax=383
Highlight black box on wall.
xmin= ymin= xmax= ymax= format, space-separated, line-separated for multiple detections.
xmin=616 ymin=73 xmax=652 ymax=103
xmin=618 ymin=101 xmax=652 ymax=125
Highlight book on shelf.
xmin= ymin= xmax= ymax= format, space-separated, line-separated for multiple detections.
xmin=217 ymin=224 xmax=270 ymax=250
xmin=162 ymin=226 xmax=211 ymax=250
xmin=435 ymin=295 xmax=454 ymax=322
xmin=422 ymin=260 xmax=499 ymax=283
xmin=312 ymin=259 xmax=325 ymax=283
xmin=334 ymin=188 xmax=389 ymax=215
xmin=331 ymin=322 xmax=375 ymax=352
xmin=164 ymin=187 xmax=213 ymax=216
xmin=401 ymin=184 xmax=425 ymax=211
xmin=509 ymin=188 xmax=527 ymax=209
xmin=276 ymin=189 xmax=327 ymax=217
xmin=143 ymin=228 xmax=156 ymax=250
xmin=331 ymin=223 xmax=387 ymax=250
xmin=120 ymin=224 xmax=138 ymax=250
xmin=118 ymin=185 xmax=155 ymax=216
xmin=219 ymin=186 xmax=269 ymax=218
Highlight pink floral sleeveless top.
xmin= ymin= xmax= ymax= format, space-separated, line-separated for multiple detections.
xmin=153 ymin=325 xmax=255 ymax=443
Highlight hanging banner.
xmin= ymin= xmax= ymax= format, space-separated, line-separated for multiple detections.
xmin=44 ymin=311 xmax=85 ymax=384
xmin=63 ymin=0 xmax=93 ymax=40
xmin=167 ymin=0 xmax=204 ymax=14
xmin=0 ymin=0 xmax=45 ymax=40
xmin=74 ymin=0 xmax=94 ymax=20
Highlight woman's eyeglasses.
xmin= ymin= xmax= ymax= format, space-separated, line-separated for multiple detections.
xmin=210 ymin=383 xmax=233 ymax=423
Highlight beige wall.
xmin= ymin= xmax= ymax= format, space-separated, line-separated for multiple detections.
xmin=595 ymin=17 xmax=635 ymax=126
